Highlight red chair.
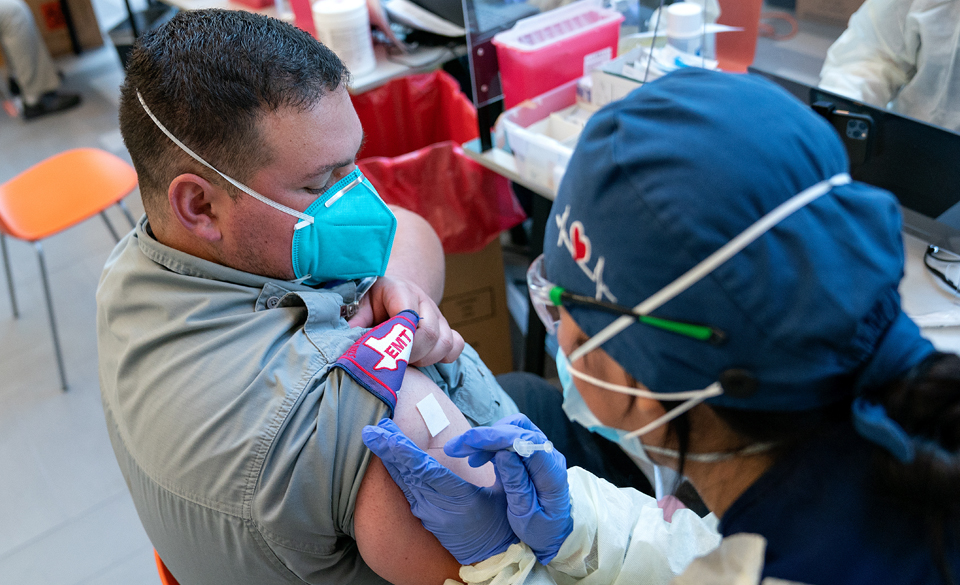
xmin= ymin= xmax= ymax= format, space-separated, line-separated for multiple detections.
xmin=0 ymin=148 xmax=138 ymax=390
xmin=155 ymin=551 xmax=181 ymax=585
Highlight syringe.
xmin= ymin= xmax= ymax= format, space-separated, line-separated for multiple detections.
xmin=510 ymin=438 xmax=554 ymax=457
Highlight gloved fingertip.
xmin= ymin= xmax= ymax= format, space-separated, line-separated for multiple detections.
xmin=528 ymin=445 xmax=566 ymax=472
xmin=467 ymin=451 xmax=495 ymax=468
xmin=494 ymin=413 xmax=529 ymax=426
xmin=384 ymin=433 xmax=422 ymax=464
xmin=442 ymin=435 xmax=471 ymax=457
xmin=495 ymin=413 xmax=543 ymax=434
xmin=493 ymin=449 xmax=525 ymax=471
xmin=493 ymin=451 xmax=535 ymax=497
xmin=377 ymin=417 xmax=401 ymax=432
xmin=361 ymin=425 xmax=386 ymax=449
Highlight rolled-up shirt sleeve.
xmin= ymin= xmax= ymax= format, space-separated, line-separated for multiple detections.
xmin=253 ymin=368 xmax=390 ymax=582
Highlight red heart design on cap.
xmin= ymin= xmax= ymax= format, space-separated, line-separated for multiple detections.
xmin=570 ymin=222 xmax=591 ymax=263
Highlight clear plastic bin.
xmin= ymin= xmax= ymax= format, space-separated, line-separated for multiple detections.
xmin=493 ymin=0 xmax=624 ymax=109
xmin=495 ymin=78 xmax=597 ymax=191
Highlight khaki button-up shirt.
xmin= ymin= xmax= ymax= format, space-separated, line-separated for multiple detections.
xmin=97 ymin=218 xmax=517 ymax=584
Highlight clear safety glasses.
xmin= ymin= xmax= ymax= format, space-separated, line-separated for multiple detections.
xmin=923 ymin=244 xmax=960 ymax=295
xmin=526 ymin=254 xmax=725 ymax=344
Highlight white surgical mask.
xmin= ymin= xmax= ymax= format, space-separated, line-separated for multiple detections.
xmin=558 ymin=346 xmax=673 ymax=495
xmin=558 ymin=347 xmax=719 ymax=460
xmin=558 ymin=347 xmax=773 ymax=478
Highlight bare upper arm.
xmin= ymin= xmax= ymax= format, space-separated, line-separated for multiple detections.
xmin=385 ymin=205 xmax=445 ymax=303
xmin=354 ymin=368 xmax=495 ymax=584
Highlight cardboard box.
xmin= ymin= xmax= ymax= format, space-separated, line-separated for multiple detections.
xmin=440 ymin=239 xmax=513 ymax=375
xmin=0 ymin=0 xmax=103 ymax=68
xmin=795 ymin=0 xmax=865 ymax=26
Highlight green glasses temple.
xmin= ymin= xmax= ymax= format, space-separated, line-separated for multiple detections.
xmin=548 ymin=286 xmax=726 ymax=344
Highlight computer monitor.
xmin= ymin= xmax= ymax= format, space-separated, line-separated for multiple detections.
xmin=407 ymin=0 xmax=537 ymax=33
xmin=749 ymin=67 xmax=960 ymax=253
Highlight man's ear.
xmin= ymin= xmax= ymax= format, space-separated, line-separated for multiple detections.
xmin=168 ymin=173 xmax=225 ymax=242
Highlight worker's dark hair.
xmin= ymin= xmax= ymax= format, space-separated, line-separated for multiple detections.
xmin=867 ymin=352 xmax=960 ymax=584
xmin=664 ymin=351 xmax=960 ymax=584
xmin=118 ymin=9 xmax=349 ymax=221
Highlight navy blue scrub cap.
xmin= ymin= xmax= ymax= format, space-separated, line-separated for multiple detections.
xmin=544 ymin=68 xmax=935 ymax=416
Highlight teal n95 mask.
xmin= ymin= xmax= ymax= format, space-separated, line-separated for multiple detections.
xmin=137 ymin=92 xmax=396 ymax=286
xmin=290 ymin=168 xmax=396 ymax=284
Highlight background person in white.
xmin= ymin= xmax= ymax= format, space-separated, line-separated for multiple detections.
xmin=819 ymin=0 xmax=960 ymax=133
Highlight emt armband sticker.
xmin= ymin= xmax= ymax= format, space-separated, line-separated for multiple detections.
xmin=333 ymin=309 xmax=419 ymax=413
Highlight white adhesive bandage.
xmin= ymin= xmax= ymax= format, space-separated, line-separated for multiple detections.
xmin=416 ymin=393 xmax=450 ymax=438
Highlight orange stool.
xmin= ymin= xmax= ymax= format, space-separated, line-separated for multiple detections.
xmin=155 ymin=551 xmax=181 ymax=585
xmin=0 ymin=148 xmax=138 ymax=390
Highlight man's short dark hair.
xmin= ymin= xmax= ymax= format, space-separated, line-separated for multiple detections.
xmin=118 ymin=9 xmax=349 ymax=219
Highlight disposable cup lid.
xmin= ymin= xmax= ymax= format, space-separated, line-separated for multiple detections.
xmin=667 ymin=2 xmax=703 ymax=37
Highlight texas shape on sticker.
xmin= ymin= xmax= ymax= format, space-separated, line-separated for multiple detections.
xmin=333 ymin=309 xmax=420 ymax=413
xmin=363 ymin=323 xmax=414 ymax=370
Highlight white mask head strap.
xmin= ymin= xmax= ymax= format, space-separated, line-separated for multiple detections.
xmin=565 ymin=360 xmax=723 ymax=438
xmin=620 ymin=382 xmax=720 ymax=439
xmin=136 ymin=90 xmax=315 ymax=229
xmin=644 ymin=440 xmax=777 ymax=463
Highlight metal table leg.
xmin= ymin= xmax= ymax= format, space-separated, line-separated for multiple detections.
xmin=523 ymin=192 xmax=552 ymax=375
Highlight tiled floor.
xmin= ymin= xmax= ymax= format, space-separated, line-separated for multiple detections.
xmin=0 ymin=6 xmax=842 ymax=584
xmin=0 ymin=18 xmax=160 ymax=583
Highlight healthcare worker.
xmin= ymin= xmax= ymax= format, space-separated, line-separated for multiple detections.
xmin=364 ymin=68 xmax=960 ymax=584
xmin=819 ymin=0 xmax=960 ymax=133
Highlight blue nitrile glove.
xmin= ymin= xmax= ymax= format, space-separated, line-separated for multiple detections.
xmin=362 ymin=418 xmax=519 ymax=565
xmin=444 ymin=414 xmax=573 ymax=564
